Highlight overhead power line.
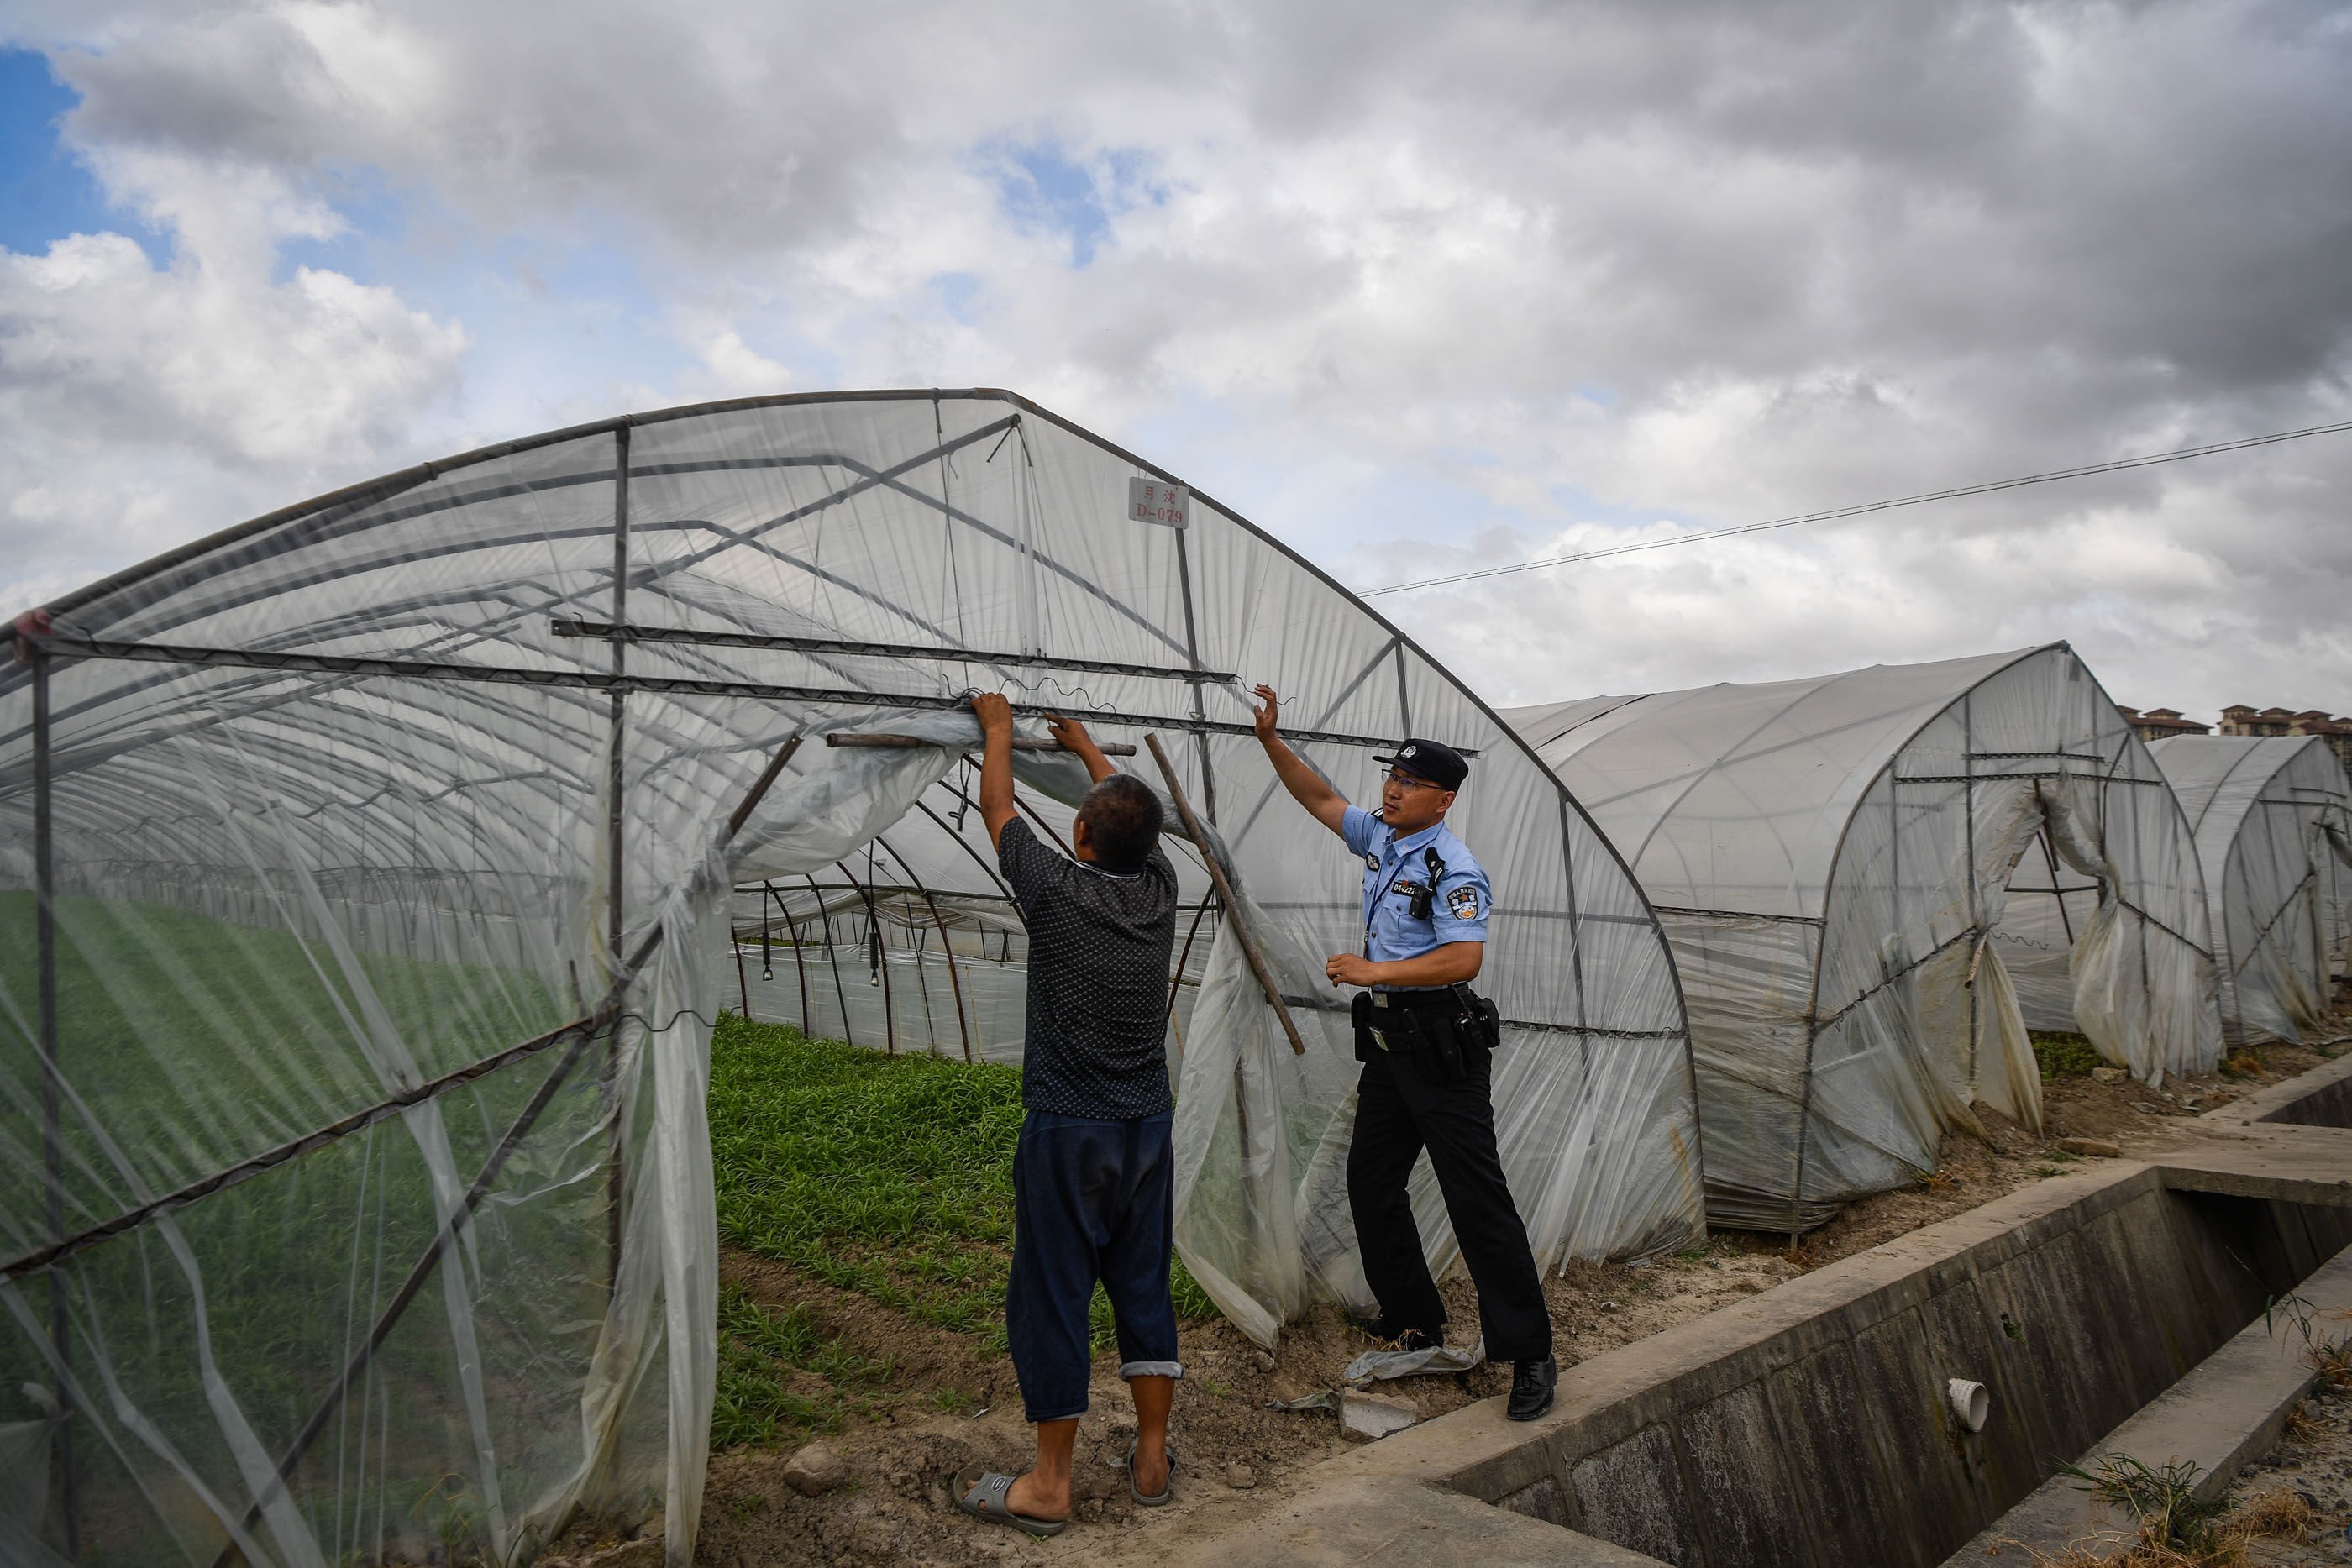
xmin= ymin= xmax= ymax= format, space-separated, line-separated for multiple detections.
xmin=1356 ymin=416 xmax=2352 ymax=598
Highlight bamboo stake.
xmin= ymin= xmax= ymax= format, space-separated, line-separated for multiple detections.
xmin=1142 ymin=734 xmax=1305 ymax=1056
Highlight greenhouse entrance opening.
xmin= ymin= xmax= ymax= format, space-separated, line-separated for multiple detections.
xmin=1987 ymin=821 xmax=2109 ymax=1039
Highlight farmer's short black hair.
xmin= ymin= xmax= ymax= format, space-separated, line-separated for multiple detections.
xmin=1078 ymin=774 xmax=1163 ymax=868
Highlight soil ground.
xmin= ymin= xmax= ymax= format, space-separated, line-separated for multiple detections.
xmin=543 ymin=1025 xmax=2351 ymax=1568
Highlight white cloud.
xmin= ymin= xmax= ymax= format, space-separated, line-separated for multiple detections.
xmin=0 ymin=154 xmax=468 ymax=600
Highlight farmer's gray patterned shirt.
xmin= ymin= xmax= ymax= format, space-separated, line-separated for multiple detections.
xmin=998 ymin=819 xmax=1179 ymax=1119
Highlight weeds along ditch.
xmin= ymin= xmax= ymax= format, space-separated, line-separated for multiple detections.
xmin=0 ymin=893 xmax=603 ymax=1565
xmin=706 ymin=1013 xmax=1217 ymax=1451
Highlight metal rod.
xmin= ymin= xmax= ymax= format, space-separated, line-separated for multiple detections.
xmin=1143 ymin=734 xmax=1305 ymax=1056
xmin=553 ymin=618 xmax=1235 ymax=685
xmin=1166 ymin=893 xmax=1218 ymax=1074
xmin=875 ymin=836 xmax=974 ymax=1065
xmin=809 ymin=873 xmax=855 ymax=1048
xmin=839 ymin=860 xmax=895 ymax=1054
xmin=726 ymin=736 xmax=805 ymax=838
xmin=207 ymin=728 xmax=798 ymax=1568
xmin=827 ymin=732 xmax=1137 ymax=756
xmin=32 ymin=648 xmax=78 ymax=1558
xmin=1171 ymin=527 xmax=1220 ymax=826
xmin=769 ymin=884 xmax=811 ymax=1036
xmin=2040 ymin=828 xmax=2077 ymax=945
xmin=913 ymin=797 xmax=1023 ymax=906
xmin=34 ymin=633 xmax=1437 ymax=752
xmin=734 ymin=928 xmax=751 ymax=1018
xmin=0 ymin=1011 xmax=593 ymax=1282
xmin=759 ymin=876 xmax=773 ymax=980
xmin=603 ymin=423 xmax=631 ymax=1294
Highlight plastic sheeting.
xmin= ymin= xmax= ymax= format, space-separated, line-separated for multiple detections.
xmin=2148 ymin=735 xmax=2352 ymax=1044
xmin=0 ymin=390 xmax=1698 ymax=1565
xmin=1504 ymin=644 xmax=2222 ymax=1231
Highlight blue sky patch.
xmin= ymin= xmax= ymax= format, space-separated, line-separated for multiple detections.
xmin=981 ymin=138 xmax=1162 ymax=268
xmin=0 ymin=48 xmax=160 ymax=262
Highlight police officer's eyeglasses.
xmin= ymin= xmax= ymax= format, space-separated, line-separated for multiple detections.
xmin=1383 ymin=771 xmax=1443 ymax=792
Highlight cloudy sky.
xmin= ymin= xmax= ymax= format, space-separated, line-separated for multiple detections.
xmin=3 ymin=1 xmax=2349 ymax=719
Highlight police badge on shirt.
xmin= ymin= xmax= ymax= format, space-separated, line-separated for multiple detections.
xmin=1447 ymin=886 xmax=1481 ymax=921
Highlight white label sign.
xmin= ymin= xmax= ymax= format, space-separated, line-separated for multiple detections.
xmin=1128 ymin=477 xmax=1189 ymax=529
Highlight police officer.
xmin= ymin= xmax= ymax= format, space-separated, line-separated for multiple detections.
xmin=1251 ymin=684 xmax=1557 ymax=1421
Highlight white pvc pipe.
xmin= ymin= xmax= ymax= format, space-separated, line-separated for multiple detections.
xmin=1948 ymin=1378 xmax=1990 ymax=1433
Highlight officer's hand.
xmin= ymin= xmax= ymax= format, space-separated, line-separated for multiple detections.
xmin=1326 ymin=952 xmax=1380 ymax=987
xmin=1252 ymin=684 xmax=1281 ymax=742
xmin=970 ymin=693 xmax=1013 ymax=736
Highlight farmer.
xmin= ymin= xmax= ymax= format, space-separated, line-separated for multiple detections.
xmin=1250 ymin=685 xmax=1559 ymax=1421
xmin=953 ymin=694 xmax=1183 ymax=1537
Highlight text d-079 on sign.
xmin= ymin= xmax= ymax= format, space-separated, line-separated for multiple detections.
xmin=1128 ymin=477 xmax=1189 ymax=529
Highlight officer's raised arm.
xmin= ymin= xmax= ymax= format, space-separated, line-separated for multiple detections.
xmin=1251 ymin=684 xmax=1349 ymax=837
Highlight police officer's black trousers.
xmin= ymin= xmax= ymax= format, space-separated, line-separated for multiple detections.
xmin=1347 ymin=1043 xmax=1553 ymax=1362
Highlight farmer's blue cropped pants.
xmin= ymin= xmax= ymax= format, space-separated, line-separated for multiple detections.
xmin=1005 ymin=1110 xmax=1183 ymax=1423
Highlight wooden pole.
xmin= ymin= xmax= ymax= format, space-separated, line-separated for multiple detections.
xmin=1142 ymin=734 xmax=1305 ymax=1056
xmin=827 ymin=732 xmax=1137 ymax=756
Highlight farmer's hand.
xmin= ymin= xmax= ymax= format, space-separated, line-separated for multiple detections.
xmin=971 ymin=692 xmax=1013 ymax=737
xmin=1046 ymin=713 xmax=1114 ymax=782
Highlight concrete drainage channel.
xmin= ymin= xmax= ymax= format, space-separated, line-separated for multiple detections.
xmin=1163 ymin=1055 xmax=2352 ymax=1568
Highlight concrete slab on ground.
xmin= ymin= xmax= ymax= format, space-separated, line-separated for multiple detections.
xmin=2157 ymin=1123 xmax=2352 ymax=1208
xmin=1156 ymin=1474 xmax=1669 ymax=1567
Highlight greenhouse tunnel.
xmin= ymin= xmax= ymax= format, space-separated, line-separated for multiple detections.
xmin=0 ymin=389 xmax=1700 ymax=1568
xmin=2147 ymin=733 xmax=2352 ymax=1046
xmin=1503 ymin=643 xmax=2223 ymax=1233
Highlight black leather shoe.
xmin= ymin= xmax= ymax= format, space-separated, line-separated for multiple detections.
xmin=1347 ymin=1312 xmax=1441 ymax=1350
xmin=1507 ymin=1356 xmax=1557 ymax=1421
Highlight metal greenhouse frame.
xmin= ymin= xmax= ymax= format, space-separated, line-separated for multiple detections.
xmin=0 ymin=390 xmax=1698 ymax=1568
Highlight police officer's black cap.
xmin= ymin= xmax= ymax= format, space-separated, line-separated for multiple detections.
xmin=1374 ymin=738 xmax=1468 ymax=792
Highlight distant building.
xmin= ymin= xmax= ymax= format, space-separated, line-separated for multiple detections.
xmin=2218 ymin=705 xmax=2298 ymax=737
xmin=2290 ymin=712 xmax=2352 ymax=775
xmin=2117 ymin=705 xmax=2211 ymax=744
xmin=2217 ymin=705 xmax=2352 ymax=774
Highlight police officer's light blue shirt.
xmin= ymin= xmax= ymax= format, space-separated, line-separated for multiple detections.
xmin=1341 ymin=804 xmax=1492 ymax=990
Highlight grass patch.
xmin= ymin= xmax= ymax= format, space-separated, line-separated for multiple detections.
xmin=2057 ymin=1451 xmax=2248 ymax=1565
xmin=711 ymin=1283 xmax=896 ymax=1450
xmin=708 ymin=1013 xmax=1217 ymax=1362
xmin=2032 ymin=1030 xmax=2105 ymax=1080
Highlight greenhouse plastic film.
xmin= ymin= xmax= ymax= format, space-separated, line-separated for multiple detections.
xmin=1509 ymin=643 xmax=2221 ymax=1230
xmin=2149 ymin=735 xmax=2352 ymax=1046
xmin=2 ymin=390 xmax=1703 ymax=1564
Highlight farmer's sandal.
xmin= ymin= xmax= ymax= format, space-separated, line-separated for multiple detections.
xmin=951 ymin=1467 xmax=1069 ymax=1537
xmin=1124 ymin=1434 xmax=1175 ymax=1507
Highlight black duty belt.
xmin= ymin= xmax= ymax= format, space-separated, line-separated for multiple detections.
xmin=1369 ymin=990 xmax=1456 ymax=1013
